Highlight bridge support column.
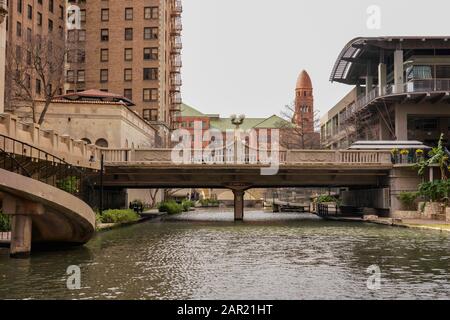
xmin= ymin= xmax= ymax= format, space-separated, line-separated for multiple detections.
xmin=10 ymin=215 xmax=33 ymax=258
xmin=2 ymin=195 xmax=44 ymax=258
xmin=233 ymin=190 xmax=245 ymax=221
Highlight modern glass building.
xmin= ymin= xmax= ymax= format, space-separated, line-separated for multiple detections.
xmin=321 ymin=37 xmax=450 ymax=149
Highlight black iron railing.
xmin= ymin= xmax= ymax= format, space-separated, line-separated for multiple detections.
xmin=0 ymin=134 xmax=96 ymax=206
xmin=317 ymin=203 xmax=339 ymax=217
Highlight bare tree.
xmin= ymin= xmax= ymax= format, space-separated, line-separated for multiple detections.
xmin=148 ymin=189 xmax=159 ymax=208
xmin=340 ymin=102 xmax=395 ymax=146
xmin=277 ymin=101 xmax=320 ymax=149
xmin=6 ymin=34 xmax=69 ymax=124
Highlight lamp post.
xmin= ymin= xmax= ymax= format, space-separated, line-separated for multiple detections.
xmin=230 ymin=114 xmax=245 ymax=163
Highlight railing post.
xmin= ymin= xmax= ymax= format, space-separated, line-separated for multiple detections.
xmin=99 ymin=153 xmax=104 ymax=214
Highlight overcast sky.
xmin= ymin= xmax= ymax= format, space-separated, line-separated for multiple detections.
xmin=181 ymin=0 xmax=450 ymax=119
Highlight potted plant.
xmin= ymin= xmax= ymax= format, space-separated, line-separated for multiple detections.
xmin=415 ymin=149 xmax=424 ymax=162
xmin=391 ymin=148 xmax=399 ymax=163
xmin=400 ymin=149 xmax=410 ymax=164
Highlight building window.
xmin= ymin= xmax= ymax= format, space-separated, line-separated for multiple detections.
xmin=101 ymin=9 xmax=109 ymax=21
xmin=124 ymin=48 xmax=133 ymax=61
xmin=48 ymin=19 xmax=53 ymax=32
xmin=125 ymin=8 xmax=133 ymax=20
xmin=68 ymin=30 xmax=76 ymax=42
xmin=143 ymin=109 xmax=158 ymax=122
xmin=37 ymin=12 xmax=42 ymax=26
xmin=77 ymin=70 xmax=85 ymax=83
xmin=124 ymin=68 xmax=132 ymax=81
xmin=95 ymin=139 xmax=109 ymax=148
xmin=101 ymin=29 xmax=109 ymax=41
xmin=100 ymin=69 xmax=108 ymax=82
xmin=78 ymin=30 xmax=86 ymax=41
xmin=144 ymin=7 xmax=158 ymax=20
xmin=144 ymin=47 xmax=158 ymax=60
xmin=16 ymin=22 xmax=22 ymax=37
xmin=80 ymin=10 xmax=86 ymax=22
xmin=17 ymin=0 xmax=23 ymax=13
xmin=125 ymin=28 xmax=133 ymax=41
xmin=27 ymin=5 xmax=33 ymax=20
xmin=143 ymin=88 xmax=158 ymax=102
xmin=143 ymin=68 xmax=158 ymax=80
xmin=49 ymin=0 xmax=54 ymax=13
xmin=66 ymin=70 xmax=75 ymax=83
xmin=100 ymin=49 xmax=109 ymax=62
xmin=36 ymin=79 xmax=42 ymax=95
xmin=124 ymin=89 xmax=132 ymax=100
xmin=26 ymin=28 xmax=32 ymax=42
xmin=144 ymin=27 xmax=158 ymax=40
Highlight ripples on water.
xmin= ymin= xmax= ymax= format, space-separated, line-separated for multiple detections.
xmin=0 ymin=210 xmax=450 ymax=300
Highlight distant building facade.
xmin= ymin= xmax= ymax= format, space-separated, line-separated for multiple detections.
xmin=0 ymin=0 xmax=7 ymax=113
xmin=14 ymin=89 xmax=156 ymax=149
xmin=321 ymin=37 xmax=450 ymax=149
xmin=3 ymin=0 xmax=67 ymax=109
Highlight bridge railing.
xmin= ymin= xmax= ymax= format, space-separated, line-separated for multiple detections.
xmin=0 ymin=133 xmax=97 ymax=206
xmin=101 ymin=148 xmax=392 ymax=165
xmin=0 ymin=113 xmax=101 ymax=170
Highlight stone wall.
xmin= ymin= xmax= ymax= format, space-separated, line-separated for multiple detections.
xmin=389 ymin=166 xmax=422 ymax=215
xmin=0 ymin=113 xmax=100 ymax=170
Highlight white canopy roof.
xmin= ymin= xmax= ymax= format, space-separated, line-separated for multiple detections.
xmin=349 ymin=141 xmax=431 ymax=150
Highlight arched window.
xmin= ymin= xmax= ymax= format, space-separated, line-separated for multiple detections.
xmin=95 ymin=138 xmax=109 ymax=148
xmin=81 ymin=138 xmax=92 ymax=145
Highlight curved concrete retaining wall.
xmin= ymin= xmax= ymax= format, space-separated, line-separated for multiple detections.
xmin=0 ymin=169 xmax=95 ymax=245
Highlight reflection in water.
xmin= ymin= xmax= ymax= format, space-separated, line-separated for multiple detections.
xmin=0 ymin=210 xmax=449 ymax=299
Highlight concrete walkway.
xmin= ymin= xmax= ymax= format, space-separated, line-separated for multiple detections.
xmin=325 ymin=216 xmax=450 ymax=233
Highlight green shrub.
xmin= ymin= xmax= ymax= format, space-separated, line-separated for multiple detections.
xmin=182 ymin=200 xmax=195 ymax=211
xmin=316 ymin=195 xmax=339 ymax=204
xmin=99 ymin=209 xmax=140 ymax=224
xmin=0 ymin=211 xmax=11 ymax=232
xmin=397 ymin=192 xmax=419 ymax=210
xmin=158 ymin=201 xmax=183 ymax=215
xmin=418 ymin=180 xmax=450 ymax=203
xmin=199 ymin=199 xmax=220 ymax=207
xmin=57 ymin=176 xmax=79 ymax=193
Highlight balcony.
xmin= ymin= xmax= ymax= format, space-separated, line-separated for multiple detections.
xmin=171 ymin=36 xmax=182 ymax=50
xmin=172 ymin=0 xmax=182 ymax=16
xmin=170 ymin=75 xmax=182 ymax=88
xmin=171 ymin=56 xmax=182 ymax=68
xmin=342 ymin=79 xmax=450 ymax=122
xmin=171 ymin=17 xmax=182 ymax=35
xmin=170 ymin=92 xmax=182 ymax=105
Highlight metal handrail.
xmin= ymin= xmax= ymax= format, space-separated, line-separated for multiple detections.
xmin=345 ymin=78 xmax=450 ymax=120
xmin=0 ymin=134 xmax=96 ymax=205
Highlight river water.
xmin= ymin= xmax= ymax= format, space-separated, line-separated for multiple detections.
xmin=1 ymin=210 xmax=450 ymax=300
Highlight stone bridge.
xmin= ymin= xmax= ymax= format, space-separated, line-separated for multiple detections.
xmin=0 ymin=113 xmax=100 ymax=257
xmin=101 ymin=148 xmax=395 ymax=220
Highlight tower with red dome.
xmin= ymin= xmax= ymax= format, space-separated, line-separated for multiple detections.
xmin=294 ymin=70 xmax=314 ymax=133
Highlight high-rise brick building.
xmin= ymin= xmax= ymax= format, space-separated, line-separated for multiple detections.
xmin=65 ymin=0 xmax=182 ymax=143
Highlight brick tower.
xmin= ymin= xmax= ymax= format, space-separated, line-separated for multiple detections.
xmin=293 ymin=70 xmax=314 ymax=133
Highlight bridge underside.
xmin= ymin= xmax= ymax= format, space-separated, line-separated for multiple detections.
xmin=101 ymin=164 xmax=391 ymax=189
